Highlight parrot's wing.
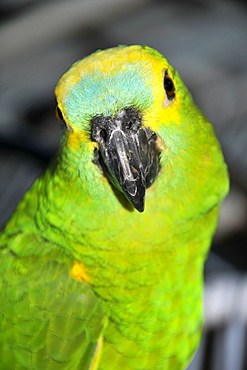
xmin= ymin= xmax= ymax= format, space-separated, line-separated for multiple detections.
xmin=0 ymin=240 xmax=105 ymax=370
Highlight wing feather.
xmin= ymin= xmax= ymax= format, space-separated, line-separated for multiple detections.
xmin=0 ymin=235 xmax=105 ymax=369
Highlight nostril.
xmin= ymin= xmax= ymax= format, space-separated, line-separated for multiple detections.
xmin=91 ymin=115 xmax=112 ymax=144
xmin=125 ymin=120 xmax=134 ymax=130
xmin=100 ymin=128 xmax=107 ymax=143
xmin=120 ymin=108 xmax=141 ymax=134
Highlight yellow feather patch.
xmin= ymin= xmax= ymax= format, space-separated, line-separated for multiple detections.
xmin=70 ymin=261 xmax=91 ymax=284
xmin=66 ymin=129 xmax=97 ymax=152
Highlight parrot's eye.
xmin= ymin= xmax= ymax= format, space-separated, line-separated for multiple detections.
xmin=163 ymin=71 xmax=175 ymax=100
xmin=56 ymin=106 xmax=65 ymax=123
xmin=55 ymin=105 xmax=73 ymax=133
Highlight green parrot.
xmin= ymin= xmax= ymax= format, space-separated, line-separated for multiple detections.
xmin=0 ymin=45 xmax=229 ymax=370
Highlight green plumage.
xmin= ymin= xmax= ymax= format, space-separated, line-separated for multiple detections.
xmin=0 ymin=45 xmax=229 ymax=369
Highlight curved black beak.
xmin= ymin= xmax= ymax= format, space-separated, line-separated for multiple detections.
xmin=91 ymin=108 xmax=161 ymax=212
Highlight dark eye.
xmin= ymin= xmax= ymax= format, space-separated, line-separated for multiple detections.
xmin=163 ymin=72 xmax=175 ymax=100
xmin=56 ymin=106 xmax=65 ymax=123
xmin=55 ymin=105 xmax=73 ymax=133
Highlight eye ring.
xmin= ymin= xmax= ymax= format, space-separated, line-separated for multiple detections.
xmin=163 ymin=71 xmax=175 ymax=100
xmin=55 ymin=106 xmax=65 ymax=123
xmin=55 ymin=105 xmax=73 ymax=133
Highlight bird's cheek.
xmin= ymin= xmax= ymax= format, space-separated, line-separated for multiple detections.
xmin=66 ymin=130 xmax=93 ymax=152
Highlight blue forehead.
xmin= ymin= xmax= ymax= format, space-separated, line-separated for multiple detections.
xmin=63 ymin=67 xmax=154 ymax=128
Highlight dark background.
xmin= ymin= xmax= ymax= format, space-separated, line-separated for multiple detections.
xmin=1 ymin=1 xmax=247 ymax=369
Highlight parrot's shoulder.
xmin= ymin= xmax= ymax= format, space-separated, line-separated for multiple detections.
xmin=0 ymin=233 xmax=106 ymax=369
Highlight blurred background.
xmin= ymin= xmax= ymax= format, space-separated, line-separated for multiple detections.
xmin=0 ymin=0 xmax=247 ymax=368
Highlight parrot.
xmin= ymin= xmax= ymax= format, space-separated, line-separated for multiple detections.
xmin=0 ymin=45 xmax=229 ymax=370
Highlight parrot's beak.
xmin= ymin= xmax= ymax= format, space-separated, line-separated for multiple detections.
xmin=91 ymin=107 xmax=161 ymax=212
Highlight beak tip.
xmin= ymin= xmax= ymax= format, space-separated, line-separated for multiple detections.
xmin=131 ymin=197 xmax=145 ymax=213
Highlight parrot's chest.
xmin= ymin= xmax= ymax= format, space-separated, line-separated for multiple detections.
xmin=92 ymin=247 xmax=204 ymax=370
xmin=75 ymin=204 xmax=213 ymax=369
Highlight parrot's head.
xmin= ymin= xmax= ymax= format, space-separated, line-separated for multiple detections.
xmin=55 ymin=45 xmax=228 ymax=213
